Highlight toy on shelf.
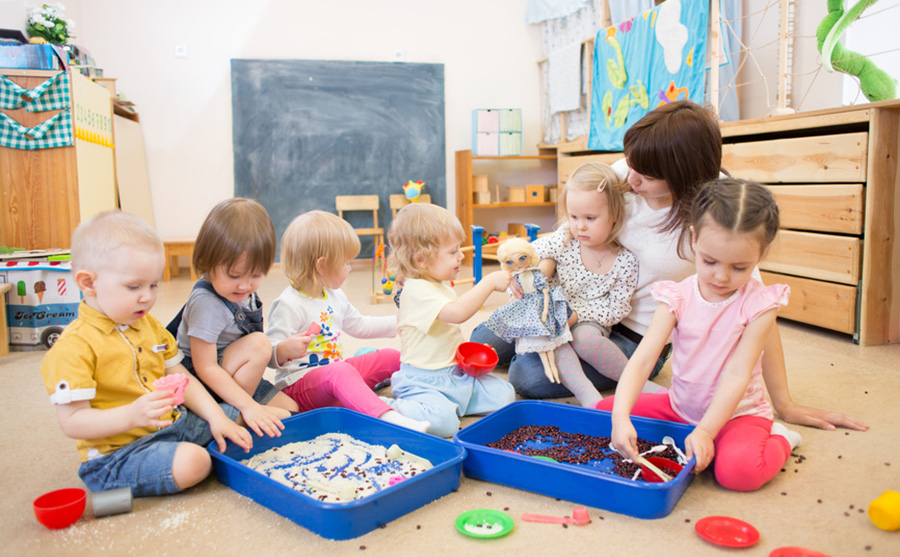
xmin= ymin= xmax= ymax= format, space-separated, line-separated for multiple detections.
xmin=483 ymin=238 xmax=572 ymax=383
xmin=402 ymin=180 xmax=425 ymax=203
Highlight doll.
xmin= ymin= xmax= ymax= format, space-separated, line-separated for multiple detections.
xmin=484 ymin=238 xmax=572 ymax=383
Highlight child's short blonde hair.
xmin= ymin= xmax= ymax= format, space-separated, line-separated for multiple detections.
xmin=557 ymin=162 xmax=627 ymax=246
xmin=71 ymin=210 xmax=162 ymax=273
xmin=281 ymin=210 xmax=361 ymax=291
xmin=388 ymin=203 xmax=465 ymax=280
xmin=193 ymin=198 xmax=276 ymax=277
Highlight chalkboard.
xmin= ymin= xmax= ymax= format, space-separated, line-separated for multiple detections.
xmin=231 ymin=59 xmax=446 ymax=260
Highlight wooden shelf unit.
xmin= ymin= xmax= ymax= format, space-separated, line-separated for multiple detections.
xmin=455 ymin=149 xmax=557 ymax=254
xmin=0 ymin=70 xmax=117 ymax=250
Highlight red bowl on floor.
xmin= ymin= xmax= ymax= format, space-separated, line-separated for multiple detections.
xmin=33 ymin=488 xmax=86 ymax=529
xmin=455 ymin=342 xmax=499 ymax=377
xmin=641 ymin=457 xmax=684 ymax=483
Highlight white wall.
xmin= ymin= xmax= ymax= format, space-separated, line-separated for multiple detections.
xmin=64 ymin=0 xmax=544 ymax=238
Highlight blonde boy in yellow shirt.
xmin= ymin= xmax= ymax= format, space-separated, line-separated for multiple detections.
xmin=40 ymin=211 xmax=251 ymax=497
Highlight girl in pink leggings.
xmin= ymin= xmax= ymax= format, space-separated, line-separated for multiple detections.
xmin=265 ymin=211 xmax=429 ymax=433
xmin=598 ymin=179 xmax=801 ymax=492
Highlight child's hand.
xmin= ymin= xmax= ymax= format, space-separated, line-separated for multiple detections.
xmin=130 ymin=390 xmax=177 ymax=429
xmin=208 ymin=414 xmax=253 ymax=453
xmin=684 ymin=428 xmax=716 ymax=473
xmin=776 ymin=402 xmax=869 ymax=432
xmin=485 ymin=270 xmax=512 ymax=293
xmin=610 ymin=417 xmax=640 ymax=463
xmin=240 ymin=402 xmax=286 ymax=438
xmin=277 ymin=334 xmax=313 ymax=363
xmin=508 ymin=278 xmax=524 ymax=300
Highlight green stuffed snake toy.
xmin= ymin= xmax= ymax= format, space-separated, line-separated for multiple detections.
xmin=817 ymin=0 xmax=897 ymax=102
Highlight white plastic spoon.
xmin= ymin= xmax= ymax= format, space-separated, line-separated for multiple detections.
xmin=662 ymin=436 xmax=688 ymax=465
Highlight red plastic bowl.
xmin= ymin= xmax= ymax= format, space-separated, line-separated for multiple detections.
xmin=641 ymin=457 xmax=684 ymax=483
xmin=455 ymin=342 xmax=499 ymax=377
xmin=33 ymin=488 xmax=86 ymax=529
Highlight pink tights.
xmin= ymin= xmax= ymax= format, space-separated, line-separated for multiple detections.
xmin=282 ymin=348 xmax=399 ymax=418
xmin=596 ymin=393 xmax=792 ymax=492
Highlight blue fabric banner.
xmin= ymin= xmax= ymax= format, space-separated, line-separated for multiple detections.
xmin=588 ymin=0 xmax=708 ymax=151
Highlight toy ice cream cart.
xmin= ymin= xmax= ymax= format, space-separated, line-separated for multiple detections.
xmin=1 ymin=250 xmax=81 ymax=350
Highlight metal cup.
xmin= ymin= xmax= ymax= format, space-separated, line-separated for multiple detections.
xmin=90 ymin=487 xmax=132 ymax=518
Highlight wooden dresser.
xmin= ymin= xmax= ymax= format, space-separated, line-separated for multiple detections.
xmin=720 ymin=100 xmax=899 ymax=346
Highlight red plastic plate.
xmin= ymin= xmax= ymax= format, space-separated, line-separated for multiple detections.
xmin=769 ymin=547 xmax=830 ymax=557
xmin=695 ymin=516 xmax=760 ymax=548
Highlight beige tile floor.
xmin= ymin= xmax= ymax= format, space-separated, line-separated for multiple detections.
xmin=3 ymin=262 xmax=899 ymax=556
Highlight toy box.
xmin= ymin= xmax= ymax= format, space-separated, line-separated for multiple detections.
xmin=508 ymin=187 xmax=526 ymax=203
xmin=209 ymin=407 xmax=467 ymax=540
xmin=525 ymin=184 xmax=547 ymax=203
xmin=453 ymin=400 xmax=696 ymax=519
xmin=1 ymin=251 xmax=80 ymax=350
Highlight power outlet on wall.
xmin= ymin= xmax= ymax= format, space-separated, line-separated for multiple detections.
xmin=392 ymin=50 xmax=404 ymax=62
xmin=175 ymin=45 xmax=188 ymax=58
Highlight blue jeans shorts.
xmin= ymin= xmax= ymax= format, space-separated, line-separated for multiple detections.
xmin=78 ymin=402 xmax=240 ymax=497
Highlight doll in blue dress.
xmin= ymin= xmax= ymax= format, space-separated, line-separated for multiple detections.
xmin=485 ymin=238 xmax=572 ymax=382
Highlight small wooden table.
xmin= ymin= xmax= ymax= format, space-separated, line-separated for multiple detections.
xmin=163 ymin=238 xmax=197 ymax=281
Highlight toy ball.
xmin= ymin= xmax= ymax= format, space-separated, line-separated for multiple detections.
xmin=487 ymin=236 xmax=499 ymax=244
xmin=869 ymin=490 xmax=900 ymax=531
xmin=455 ymin=342 xmax=499 ymax=377
xmin=33 ymin=488 xmax=86 ymax=529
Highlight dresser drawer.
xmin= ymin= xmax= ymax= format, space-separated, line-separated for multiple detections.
xmin=761 ymin=230 xmax=860 ymax=285
xmin=761 ymin=271 xmax=856 ymax=334
xmin=766 ymin=184 xmax=864 ymax=234
xmin=723 ymin=132 xmax=867 ymax=183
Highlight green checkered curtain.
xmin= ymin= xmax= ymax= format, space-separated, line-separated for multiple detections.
xmin=0 ymin=109 xmax=73 ymax=149
xmin=0 ymin=72 xmax=70 ymax=111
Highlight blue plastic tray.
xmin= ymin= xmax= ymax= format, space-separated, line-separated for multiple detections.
xmin=209 ymin=408 xmax=466 ymax=540
xmin=453 ymin=400 xmax=696 ymax=519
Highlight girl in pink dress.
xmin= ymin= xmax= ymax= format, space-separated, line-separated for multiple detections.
xmin=599 ymin=179 xmax=797 ymax=492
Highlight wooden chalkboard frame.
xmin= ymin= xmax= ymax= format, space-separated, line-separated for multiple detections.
xmin=231 ymin=59 xmax=446 ymax=259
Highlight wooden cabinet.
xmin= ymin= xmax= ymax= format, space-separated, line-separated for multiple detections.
xmin=720 ymin=101 xmax=899 ymax=345
xmin=0 ymin=69 xmax=117 ymax=250
xmin=455 ymin=149 xmax=557 ymax=253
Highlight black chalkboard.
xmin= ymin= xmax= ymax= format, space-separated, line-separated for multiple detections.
xmin=231 ymin=59 xmax=446 ymax=260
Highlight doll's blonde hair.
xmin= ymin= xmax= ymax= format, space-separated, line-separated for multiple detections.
xmin=557 ymin=162 xmax=627 ymax=247
xmin=71 ymin=211 xmax=162 ymax=273
xmin=496 ymin=238 xmax=538 ymax=271
xmin=281 ymin=210 xmax=361 ymax=292
xmin=387 ymin=203 xmax=465 ymax=280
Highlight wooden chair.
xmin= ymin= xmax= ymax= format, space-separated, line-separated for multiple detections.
xmin=335 ymin=195 xmax=384 ymax=248
xmin=388 ymin=193 xmax=432 ymax=219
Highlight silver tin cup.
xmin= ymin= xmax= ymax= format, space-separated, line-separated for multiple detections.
xmin=91 ymin=487 xmax=132 ymax=518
